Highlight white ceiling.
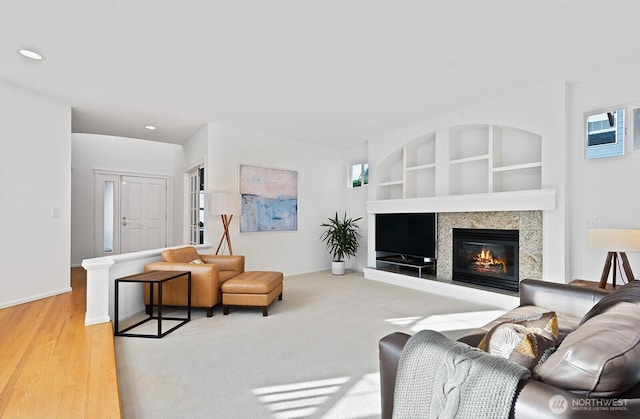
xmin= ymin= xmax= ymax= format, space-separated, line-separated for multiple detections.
xmin=1 ymin=1 xmax=638 ymax=148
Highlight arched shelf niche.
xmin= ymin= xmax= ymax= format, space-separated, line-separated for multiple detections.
xmin=375 ymin=124 xmax=542 ymax=200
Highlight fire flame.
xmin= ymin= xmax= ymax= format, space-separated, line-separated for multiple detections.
xmin=472 ymin=249 xmax=507 ymax=273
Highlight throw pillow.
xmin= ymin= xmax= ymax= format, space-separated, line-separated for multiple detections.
xmin=190 ymin=258 xmax=204 ymax=264
xmin=536 ymin=301 xmax=640 ymax=397
xmin=478 ymin=311 xmax=558 ymax=372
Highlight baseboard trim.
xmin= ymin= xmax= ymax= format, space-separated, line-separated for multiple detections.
xmin=363 ymin=267 xmax=518 ymax=310
xmin=85 ymin=315 xmax=112 ymax=326
xmin=0 ymin=287 xmax=72 ymax=310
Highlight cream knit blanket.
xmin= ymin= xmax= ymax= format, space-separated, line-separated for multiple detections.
xmin=393 ymin=330 xmax=531 ymax=419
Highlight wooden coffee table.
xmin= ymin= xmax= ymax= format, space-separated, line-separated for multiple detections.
xmin=114 ymin=270 xmax=191 ymax=338
xmin=569 ymin=279 xmax=616 ymax=293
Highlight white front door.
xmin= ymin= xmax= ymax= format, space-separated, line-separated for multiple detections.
xmin=120 ymin=176 xmax=167 ymax=253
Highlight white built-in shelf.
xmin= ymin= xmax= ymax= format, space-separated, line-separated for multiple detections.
xmin=449 ymin=154 xmax=490 ymax=165
xmin=406 ymin=163 xmax=436 ymax=171
xmin=378 ymin=180 xmax=404 ymax=186
xmin=493 ymin=162 xmax=542 ymax=173
xmin=376 ymin=124 xmax=543 ymax=200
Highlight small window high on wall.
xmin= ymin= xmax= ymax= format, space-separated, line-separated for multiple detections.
xmin=350 ymin=163 xmax=368 ymax=188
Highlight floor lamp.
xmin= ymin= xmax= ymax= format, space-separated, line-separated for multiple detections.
xmin=210 ymin=192 xmax=240 ymax=255
xmin=588 ymin=229 xmax=640 ymax=289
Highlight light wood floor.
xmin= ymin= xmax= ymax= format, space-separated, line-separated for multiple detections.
xmin=0 ymin=268 xmax=121 ymax=418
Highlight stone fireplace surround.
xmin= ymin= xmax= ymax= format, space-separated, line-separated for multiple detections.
xmin=437 ymin=211 xmax=542 ymax=284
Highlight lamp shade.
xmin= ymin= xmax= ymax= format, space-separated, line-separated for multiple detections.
xmin=209 ymin=192 xmax=240 ymax=215
xmin=588 ymin=229 xmax=640 ymax=252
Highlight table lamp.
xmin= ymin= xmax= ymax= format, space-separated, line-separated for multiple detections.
xmin=588 ymin=228 xmax=640 ymax=288
xmin=210 ymin=192 xmax=240 ymax=255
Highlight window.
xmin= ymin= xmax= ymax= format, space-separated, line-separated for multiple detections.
xmin=188 ymin=166 xmax=205 ymax=245
xmin=585 ymin=108 xmax=625 ymax=159
xmin=587 ymin=113 xmax=617 ymax=146
xmin=350 ymin=163 xmax=368 ymax=188
xmin=103 ymin=180 xmax=115 ymax=253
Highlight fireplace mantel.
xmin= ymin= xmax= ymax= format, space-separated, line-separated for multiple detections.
xmin=366 ymin=189 xmax=556 ymax=214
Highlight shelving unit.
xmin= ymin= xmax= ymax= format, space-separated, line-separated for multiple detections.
xmin=377 ymin=148 xmax=404 ymax=183
xmin=376 ymin=148 xmax=404 ymax=200
xmin=405 ymin=132 xmax=436 ymax=167
xmin=375 ymin=124 xmax=542 ymax=200
xmin=449 ymin=158 xmax=489 ymax=195
xmin=448 ymin=125 xmax=490 ymax=195
xmin=405 ymin=133 xmax=436 ymax=198
xmin=449 ymin=125 xmax=489 ymax=160
xmin=405 ymin=166 xmax=436 ymax=198
xmin=377 ymin=180 xmax=404 ymax=200
xmin=491 ymin=125 xmax=542 ymax=192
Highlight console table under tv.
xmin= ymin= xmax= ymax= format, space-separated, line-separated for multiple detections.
xmin=376 ymin=255 xmax=436 ymax=278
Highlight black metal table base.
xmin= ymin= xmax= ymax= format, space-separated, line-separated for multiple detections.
xmin=114 ymin=270 xmax=191 ymax=338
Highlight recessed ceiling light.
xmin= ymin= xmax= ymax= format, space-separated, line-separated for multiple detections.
xmin=145 ymin=125 xmax=157 ymax=130
xmin=18 ymin=49 xmax=43 ymax=60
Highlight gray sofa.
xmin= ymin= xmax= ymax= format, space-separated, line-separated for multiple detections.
xmin=379 ymin=279 xmax=640 ymax=418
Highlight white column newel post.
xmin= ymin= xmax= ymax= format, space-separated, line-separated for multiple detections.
xmin=82 ymin=256 xmax=115 ymax=326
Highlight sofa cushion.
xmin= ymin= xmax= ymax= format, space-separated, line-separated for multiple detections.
xmin=478 ymin=311 xmax=558 ymax=372
xmin=161 ymin=246 xmax=201 ymax=263
xmin=580 ymin=280 xmax=640 ymax=325
xmin=536 ymin=301 xmax=640 ymax=397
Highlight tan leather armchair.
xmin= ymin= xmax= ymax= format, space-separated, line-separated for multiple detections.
xmin=143 ymin=246 xmax=245 ymax=317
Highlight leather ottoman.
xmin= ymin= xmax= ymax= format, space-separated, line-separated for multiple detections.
xmin=221 ymin=271 xmax=283 ymax=316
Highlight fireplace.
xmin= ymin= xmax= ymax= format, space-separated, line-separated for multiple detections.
xmin=452 ymin=228 xmax=519 ymax=292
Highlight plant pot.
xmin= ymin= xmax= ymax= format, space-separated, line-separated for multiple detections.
xmin=331 ymin=261 xmax=345 ymax=275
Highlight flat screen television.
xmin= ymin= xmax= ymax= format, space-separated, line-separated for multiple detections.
xmin=375 ymin=213 xmax=437 ymax=258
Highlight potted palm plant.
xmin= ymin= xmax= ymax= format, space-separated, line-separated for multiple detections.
xmin=320 ymin=212 xmax=362 ymax=275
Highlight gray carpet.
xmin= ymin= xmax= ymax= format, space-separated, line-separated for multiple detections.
xmin=115 ymin=271 xmax=506 ymax=419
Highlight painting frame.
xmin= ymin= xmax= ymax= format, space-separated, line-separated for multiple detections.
xmin=239 ymin=164 xmax=298 ymax=232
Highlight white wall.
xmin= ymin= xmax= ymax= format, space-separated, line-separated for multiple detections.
xmin=343 ymin=141 xmax=369 ymax=271
xmin=0 ymin=79 xmax=72 ymax=308
xmin=366 ymin=81 xmax=569 ymax=282
xmin=569 ymin=73 xmax=640 ymax=284
xmin=206 ymin=123 xmax=344 ymax=275
xmin=182 ymin=125 xmax=209 ymax=243
xmin=71 ymin=134 xmax=184 ymax=266
xmin=183 ymin=124 xmax=208 ymax=169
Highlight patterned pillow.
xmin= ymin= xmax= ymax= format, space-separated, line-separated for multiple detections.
xmin=478 ymin=311 xmax=558 ymax=372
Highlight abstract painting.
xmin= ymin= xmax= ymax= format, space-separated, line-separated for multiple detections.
xmin=239 ymin=165 xmax=298 ymax=232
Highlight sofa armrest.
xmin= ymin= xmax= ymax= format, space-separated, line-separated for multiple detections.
xmin=519 ymin=279 xmax=608 ymax=319
xmin=379 ymin=332 xmax=411 ymax=419
xmin=144 ymin=261 xmax=220 ymax=275
xmin=200 ymin=255 xmax=245 ymax=273
xmin=144 ymin=261 xmax=221 ymax=294
xmin=514 ymin=379 xmax=640 ymax=418
xmin=514 ymin=380 xmax=581 ymax=418
xmin=143 ymin=262 xmax=222 ymax=310
xmin=379 ymin=332 xmax=612 ymax=419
